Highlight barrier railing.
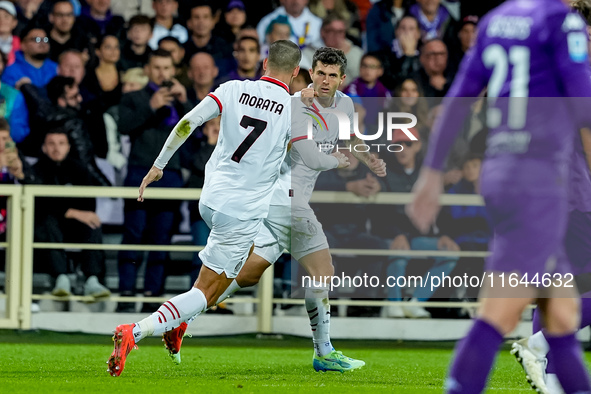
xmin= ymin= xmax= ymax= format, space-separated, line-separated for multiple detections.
xmin=3 ymin=185 xmax=488 ymax=331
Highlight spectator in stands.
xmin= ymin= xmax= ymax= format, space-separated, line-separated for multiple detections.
xmin=158 ymin=36 xmax=190 ymax=89
xmin=48 ymin=0 xmax=92 ymax=63
xmin=0 ymin=51 xmax=29 ymax=145
xmin=257 ymin=0 xmax=322 ymax=50
xmin=225 ymin=36 xmax=261 ymax=82
xmin=14 ymin=0 xmax=46 ymax=36
xmin=0 ymin=1 xmax=20 ymax=66
xmin=409 ymin=0 xmax=454 ymax=43
xmin=78 ymin=0 xmax=125 ymax=45
xmin=439 ymin=153 xmax=490 ymax=299
xmin=110 ymin=0 xmax=155 ymax=21
xmin=215 ymin=0 xmax=248 ymax=46
xmin=116 ymin=49 xmax=192 ymax=313
xmin=289 ymin=67 xmax=311 ymax=93
xmin=448 ymin=15 xmax=478 ymax=76
xmin=148 ymin=0 xmax=187 ymax=50
xmin=389 ymin=78 xmax=429 ymax=140
xmin=236 ymin=25 xmax=259 ymax=45
xmin=182 ymin=116 xmax=219 ymax=280
xmin=183 ymin=3 xmax=235 ymax=78
xmin=32 ymin=127 xmax=110 ymax=299
xmin=261 ymin=15 xmax=292 ymax=58
xmin=371 ymin=128 xmax=458 ymax=318
xmin=119 ymin=14 xmax=153 ymax=71
xmin=2 ymin=25 xmax=57 ymax=89
xmin=186 ymin=52 xmax=218 ymax=107
xmin=308 ymin=0 xmax=361 ymax=44
xmin=46 ymin=76 xmax=110 ymax=186
xmin=414 ymin=39 xmax=451 ymax=98
xmin=0 ymin=118 xmax=26 ymax=184
xmin=302 ymin=15 xmax=362 ymax=88
xmin=82 ymin=35 xmax=122 ymax=111
xmin=382 ymin=15 xmax=422 ymax=90
xmin=366 ymin=0 xmax=410 ymax=53
xmin=103 ymin=68 xmax=149 ymax=177
xmin=344 ymin=53 xmax=390 ymax=131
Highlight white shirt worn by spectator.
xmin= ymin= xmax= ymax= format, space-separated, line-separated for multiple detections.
xmin=256 ymin=6 xmax=322 ymax=50
xmin=110 ymin=0 xmax=155 ymax=21
xmin=148 ymin=21 xmax=188 ymax=50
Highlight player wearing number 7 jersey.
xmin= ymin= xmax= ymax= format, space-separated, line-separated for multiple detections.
xmin=407 ymin=0 xmax=591 ymax=393
xmin=106 ymin=40 xmax=302 ymax=377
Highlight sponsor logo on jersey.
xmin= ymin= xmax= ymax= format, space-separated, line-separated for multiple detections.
xmin=487 ymin=16 xmax=532 ymax=40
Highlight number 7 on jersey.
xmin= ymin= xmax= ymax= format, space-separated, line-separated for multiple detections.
xmin=231 ymin=115 xmax=269 ymax=163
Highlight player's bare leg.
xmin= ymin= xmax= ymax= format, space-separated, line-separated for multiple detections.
xmin=163 ymin=250 xmax=270 ymax=363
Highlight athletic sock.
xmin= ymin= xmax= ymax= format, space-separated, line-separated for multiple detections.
xmin=305 ymin=280 xmax=332 ymax=357
xmin=545 ymin=332 xmax=591 ymax=393
xmin=132 ymin=287 xmax=207 ymax=342
xmin=446 ymin=319 xmax=504 ymax=394
xmin=216 ymin=280 xmax=242 ymax=305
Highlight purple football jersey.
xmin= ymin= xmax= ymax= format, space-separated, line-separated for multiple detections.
xmin=424 ymin=0 xmax=591 ymax=196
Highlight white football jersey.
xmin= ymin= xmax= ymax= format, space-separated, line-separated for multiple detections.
xmin=200 ymin=77 xmax=292 ymax=220
xmin=290 ymin=90 xmax=355 ymax=209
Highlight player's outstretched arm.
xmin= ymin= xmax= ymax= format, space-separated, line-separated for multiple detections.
xmin=138 ymin=166 xmax=163 ymax=202
xmin=345 ymin=137 xmax=387 ymax=177
xmin=152 ymin=96 xmax=221 ymax=171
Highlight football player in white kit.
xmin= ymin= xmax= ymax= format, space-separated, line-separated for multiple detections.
xmin=106 ymin=40 xmax=302 ymax=377
xmin=163 ymin=48 xmax=387 ymax=373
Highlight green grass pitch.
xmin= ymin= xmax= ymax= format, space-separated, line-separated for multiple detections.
xmin=0 ymin=330 xmax=588 ymax=393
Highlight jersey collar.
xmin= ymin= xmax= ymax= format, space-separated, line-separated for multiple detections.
xmin=260 ymin=76 xmax=290 ymax=93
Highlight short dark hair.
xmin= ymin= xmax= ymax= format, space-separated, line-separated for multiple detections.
xmin=395 ymin=15 xmax=419 ymax=30
xmin=190 ymin=3 xmax=214 ymax=16
xmin=572 ymin=0 xmax=591 ymax=25
xmin=52 ymin=0 xmax=73 ymax=12
xmin=267 ymin=40 xmax=301 ymax=74
xmin=19 ymin=23 xmax=46 ymax=42
xmin=236 ymin=36 xmax=260 ymax=53
xmin=95 ymin=34 xmax=119 ymax=50
xmin=462 ymin=152 xmax=484 ymax=167
xmin=148 ymin=48 xmax=173 ymax=63
xmin=47 ymin=76 xmax=76 ymax=105
xmin=312 ymin=47 xmax=347 ymax=76
xmin=0 ymin=118 xmax=10 ymax=132
xmin=129 ymin=14 xmax=154 ymax=30
xmin=158 ymin=35 xmax=182 ymax=48
xmin=360 ymin=52 xmax=382 ymax=68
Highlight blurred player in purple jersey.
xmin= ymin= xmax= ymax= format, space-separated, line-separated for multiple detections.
xmin=408 ymin=0 xmax=591 ymax=393
xmin=510 ymin=2 xmax=591 ymax=392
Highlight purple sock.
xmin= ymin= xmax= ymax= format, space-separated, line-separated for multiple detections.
xmin=532 ymin=307 xmax=542 ymax=333
xmin=581 ymin=292 xmax=591 ymax=328
xmin=546 ymin=332 xmax=591 ymax=393
xmin=447 ymin=319 xmax=504 ymax=394
xmin=537 ymin=294 xmax=591 ymax=375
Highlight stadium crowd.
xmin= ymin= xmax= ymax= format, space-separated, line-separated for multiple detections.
xmin=0 ymin=0 xmax=502 ymax=315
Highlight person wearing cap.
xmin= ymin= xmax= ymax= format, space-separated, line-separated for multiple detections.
xmin=369 ymin=127 xmax=459 ymax=318
xmin=214 ymin=0 xmax=247 ymax=46
xmin=148 ymin=0 xmax=188 ymax=50
xmin=0 ymin=1 xmax=20 ymax=66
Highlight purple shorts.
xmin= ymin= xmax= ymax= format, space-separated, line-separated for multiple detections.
xmin=565 ymin=210 xmax=591 ymax=276
xmin=483 ymin=191 xmax=571 ymax=277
